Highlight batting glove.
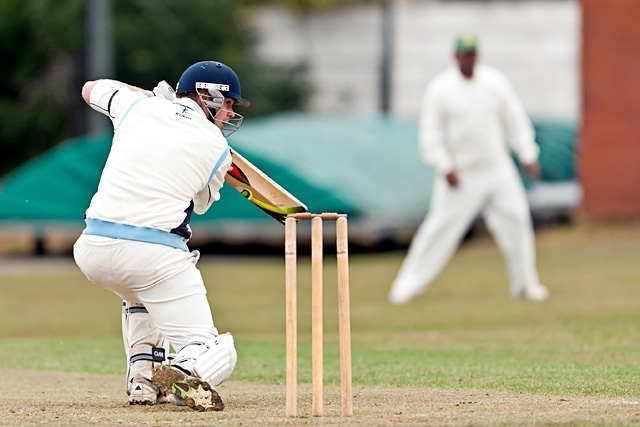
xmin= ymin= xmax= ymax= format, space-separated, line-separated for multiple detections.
xmin=152 ymin=80 xmax=176 ymax=101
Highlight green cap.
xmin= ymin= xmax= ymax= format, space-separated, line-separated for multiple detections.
xmin=455 ymin=33 xmax=478 ymax=53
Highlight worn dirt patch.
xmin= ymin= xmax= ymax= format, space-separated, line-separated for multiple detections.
xmin=1 ymin=369 xmax=638 ymax=426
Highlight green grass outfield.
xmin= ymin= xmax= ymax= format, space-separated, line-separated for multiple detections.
xmin=1 ymin=221 xmax=640 ymax=425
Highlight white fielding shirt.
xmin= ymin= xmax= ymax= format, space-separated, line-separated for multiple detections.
xmin=85 ymin=80 xmax=231 ymax=241
xmin=419 ymin=64 xmax=538 ymax=174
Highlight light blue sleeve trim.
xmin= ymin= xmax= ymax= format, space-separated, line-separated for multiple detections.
xmin=206 ymin=146 xmax=231 ymax=184
xmin=114 ymin=96 xmax=146 ymax=131
xmin=83 ymin=218 xmax=189 ymax=251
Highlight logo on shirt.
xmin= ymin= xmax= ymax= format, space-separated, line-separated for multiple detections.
xmin=175 ymin=106 xmax=192 ymax=120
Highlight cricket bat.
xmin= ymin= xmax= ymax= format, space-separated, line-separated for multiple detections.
xmin=225 ymin=148 xmax=308 ymax=223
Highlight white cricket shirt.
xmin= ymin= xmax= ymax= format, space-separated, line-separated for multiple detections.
xmin=83 ymin=80 xmax=231 ymax=243
xmin=418 ymin=64 xmax=538 ymax=174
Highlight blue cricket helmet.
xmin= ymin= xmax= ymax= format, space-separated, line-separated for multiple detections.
xmin=176 ymin=61 xmax=250 ymax=108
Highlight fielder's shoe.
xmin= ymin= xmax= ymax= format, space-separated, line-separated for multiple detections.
xmin=128 ymin=377 xmax=160 ymax=405
xmin=512 ymin=284 xmax=550 ymax=301
xmin=152 ymin=364 xmax=224 ymax=412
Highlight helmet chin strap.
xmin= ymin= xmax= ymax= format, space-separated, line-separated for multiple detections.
xmin=196 ymin=87 xmax=223 ymax=126
xmin=204 ymin=107 xmax=218 ymax=125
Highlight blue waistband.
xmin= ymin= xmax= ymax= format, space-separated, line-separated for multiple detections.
xmin=83 ymin=218 xmax=189 ymax=251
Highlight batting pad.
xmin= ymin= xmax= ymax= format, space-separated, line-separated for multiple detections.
xmin=171 ymin=333 xmax=237 ymax=387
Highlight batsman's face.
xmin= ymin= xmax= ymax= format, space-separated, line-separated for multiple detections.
xmin=213 ymin=97 xmax=236 ymax=128
xmin=213 ymin=97 xmax=244 ymax=137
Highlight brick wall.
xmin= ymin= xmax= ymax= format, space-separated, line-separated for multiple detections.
xmin=581 ymin=0 xmax=640 ymax=219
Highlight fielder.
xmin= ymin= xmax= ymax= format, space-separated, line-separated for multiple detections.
xmin=388 ymin=34 xmax=549 ymax=305
xmin=74 ymin=61 xmax=250 ymax=411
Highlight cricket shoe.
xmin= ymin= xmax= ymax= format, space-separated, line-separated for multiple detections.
xmin=128 ymin=377 xmax=160 ymax=405
xmin=152 ymin=364 xmax=224 ymax=412
xmin=157 ymin=391 xmax=186 ymax=406
xmin=512 ymin=284 xmax=550 ymax=301
xmin=156 ymin=353 xmax=185 ymax=405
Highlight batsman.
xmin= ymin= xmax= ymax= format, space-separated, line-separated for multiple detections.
xmin=73 ymin=61 xmax=250 ymax=411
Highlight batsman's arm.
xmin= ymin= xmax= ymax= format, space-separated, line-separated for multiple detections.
xmin=82 ymin=79 xmax=174 ymax=106
xmin=194 ymin=153 xmax=233 ymax=215
xmin=82 ymin=79 xmax=150 ymax=105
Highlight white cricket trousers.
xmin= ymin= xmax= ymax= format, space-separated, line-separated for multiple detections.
xmin=73 ymin=234 xmax=218 ymax=351
xmin=389 ymin=162 xmax=541 ymax=303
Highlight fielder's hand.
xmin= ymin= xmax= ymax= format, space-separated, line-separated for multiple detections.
xmin=445 ymin=170 xmax=459 ymax=187
xmin=522 ymin=162 xmax=541 ymax=181
xmin=152 ymin=80 xmax=176 ymax=101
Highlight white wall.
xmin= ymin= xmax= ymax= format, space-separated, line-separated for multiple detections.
xmin=251 ymin=0 xmax=581 ymax=122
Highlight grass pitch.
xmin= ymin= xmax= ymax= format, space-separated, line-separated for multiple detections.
xmin=1 ymin=221 xmax=639 ymax=425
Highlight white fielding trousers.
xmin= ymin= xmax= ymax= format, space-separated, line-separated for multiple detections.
xmin=74 ymin=234 xmax=219 ymax=351
xmin=389 ymin=161 xmax=541 ymax=302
